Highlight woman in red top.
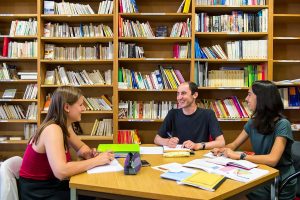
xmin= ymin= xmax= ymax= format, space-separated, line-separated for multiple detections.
xmin=19 ymin=86 xmax=114 ymax=199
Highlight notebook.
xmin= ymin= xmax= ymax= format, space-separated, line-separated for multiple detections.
xmin=161 ymin=171 xmax=194 ymax=181
xmin=180 ymin=171 xmax=226 ymax=192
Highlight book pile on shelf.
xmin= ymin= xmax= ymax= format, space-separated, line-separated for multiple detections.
xmin=44 ymin=42 xmax=113 ymax=60
xmin=9 ymin=18 xmax=38 ymax=36
xmin=0 ymin=136 xmax=23 ymax=142
xmin=2 ymin=89 xmax=17 ymax=99
xmin=170 ymin=18 xmax=191 ymax=37
xmin=195 ymin=0 xmax=266 ymax=6
xmin=44 ymin=22 xmax=113 ymax=38
xmin=119 ymin=0 xmax=138 ymax=13
xmin=278 ymin=87 xmax=300 ymax=108
xmin=117 ymin=129 xmax=140 ymax=144
xmin=177 ymin=0 xmax=192 ymax=13
xmin=173 ymin=43 xmax=191 ymax=58
xmin=23 ymin=84 xmax=38 ymax=99
xmin=44 ymin=67 xmax=112 ymax=86
xmin=195 ymin=39 xmax=267 ymax=60
xmin=2 ymin=38 xmax=37 ymax=58
xmin=118 ymin=42 xmax=144 ymax=58
xmin=17 ymin=72 xmax=37 ymax=80
xmin=83 ymin=95 xmax=112 ymax=111
xmin=195 ymin=63 xmax=267 ymax=87
xmin=0 ymin=104 xmax=25 ymax=120
xmin=97 ymin=0 xmax=114 ymax=14
xmin=118 ymin=66 xmax=185 ymax=90
xmin=118 ymin=100 xmax=177 ymax=120
xmin=119 ymin=18 xmax=155 ymax=37
xmin=24 ymin=123 xmax=37 ymax=140
xmin=0 ymin=63 xmax=18 ymax=80
xmin=197 ymin=96 xmax=252 ymax=120
xmin=195 ymin=9 xmax=268 ymax=32
xmin=44 ymin=1 xmax=95 ymax=15
xmin=26 ymin=103 xmax=37 ymax=120
xmin=90 ymin=118 xmax=113 ymax=136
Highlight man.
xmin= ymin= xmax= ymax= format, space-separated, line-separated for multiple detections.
xmin=154 ymin=82 xmax=225 ymax=150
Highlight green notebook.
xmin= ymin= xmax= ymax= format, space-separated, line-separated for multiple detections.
xmin=97 ymin=144 xmax=140 ymax=153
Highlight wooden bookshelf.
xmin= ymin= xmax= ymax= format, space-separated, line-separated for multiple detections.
xmin=1 ymin=0 xmax=299 ymax=159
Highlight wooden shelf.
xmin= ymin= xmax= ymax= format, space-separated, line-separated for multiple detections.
xmin=41 ymin=110 xmax=113 ymax=114
xmin=40 ymin=84 xmax=113 ymax=88
xmin=198 ymin=87 xmax=249 ymax=90
xmin=40 ymin=59 xmax=113 ymax=64
xmin=194 ymin=59 xmax=267 ymax=63
xmin=78 ymin=136 xmax=113 ymax=141
xmin=118 ymin=89 xmax=177 ymax=92
xmin=0 ymin=99 xmax=38 ymax=102
xmin=0 ymin=57 xmax=37 ymax=61
xmin=273 ymin=60 xmax=300 ymax=63
xmin=0 ymin=119 xmax=37 ymax=123
xmin=41 ymin=37 xmax=113 ymax=43
xmin=119 ymin=37 xmax=191 ymax=43
xmin=0 ymin=80 xmax=37 ymax=83
xmin=118 ymin=118 xmax=250 ymax=122
xmin=0 ymin=14 xmax=37 ymax=21
xmin=0 ymin=35 xmax=37 ymax=39
xmin=118 ymin=58 xmax=191 ymax=63
xmin=0 ymin=140 xmax=27 ymax=144
xmin=41 ymin=14 xmax=113 ymax=22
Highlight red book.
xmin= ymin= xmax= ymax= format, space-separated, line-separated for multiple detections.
xmin=2 ymin=37 xmax=11 ymax=57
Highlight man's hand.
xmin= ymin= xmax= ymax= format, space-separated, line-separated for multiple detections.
xmin=167 ymin=137 xmax=179 ymax=148
xmin=182 ymin=140 xmax=199 ymax=150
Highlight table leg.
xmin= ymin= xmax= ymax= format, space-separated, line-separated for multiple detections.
xmin=71 ymin=188 xmax=77 ymax=200
xmin=271 ymin=176 xmax=279 ymax=200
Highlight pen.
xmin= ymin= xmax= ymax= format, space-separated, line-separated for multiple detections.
xmin=166 ymin=132 xmax=172 ymax=138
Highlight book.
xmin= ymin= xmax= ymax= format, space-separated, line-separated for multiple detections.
xmin=161 ymin=171 xmax=194 ymax=181
xmin=204 ymin=157 xmax=258 ymax=170
xmin=44 ymin=1 xmax=55 ymax=14
xmin=180 ymin=171 xmax=226 ymax=192
xmin=2 ymin=89 xmax=17 ymax=99
xmin=97 ymin=144 xmax=140 ymax=153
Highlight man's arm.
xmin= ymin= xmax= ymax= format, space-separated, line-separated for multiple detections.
xmin=183 ymin=135 xmax=225 ymax=150
xmin=154 ymin=134 xmax=179 ymax=148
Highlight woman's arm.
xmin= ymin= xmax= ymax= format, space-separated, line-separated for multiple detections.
xmin=43 ymin=124 xmax=113 ymax=180
xmin=67 ymin=126 xmax=97 ymax=159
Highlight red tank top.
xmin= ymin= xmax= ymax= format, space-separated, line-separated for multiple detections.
xmin=20 ymin=143 xmax=71 ymax=180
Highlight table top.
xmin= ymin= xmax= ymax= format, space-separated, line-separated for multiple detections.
xmin=70 ymin=149 xmax=279 ymax=200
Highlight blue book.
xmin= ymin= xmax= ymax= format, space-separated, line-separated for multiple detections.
xmin=160 ymin=171 xmax=193 ymax=181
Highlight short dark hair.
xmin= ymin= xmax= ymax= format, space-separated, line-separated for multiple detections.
xmin=187 ymin=81 xmax=198 ymax=95
xmin=251 ymin=80 xmax=285 ymax=135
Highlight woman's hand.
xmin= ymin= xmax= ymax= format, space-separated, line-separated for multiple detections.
xmin=211 ymin=148 xmax=225 ymax=156
xmin=95 ymin=151 xmax=115 ymax=166
xmin=223 ymin=148 xmax=240 ymax=160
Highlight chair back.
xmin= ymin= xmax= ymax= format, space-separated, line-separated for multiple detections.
xmin=292 ymin=141 xmax=300 ymax=196
xmin=0 ymin=156 xmax=23 ymax=200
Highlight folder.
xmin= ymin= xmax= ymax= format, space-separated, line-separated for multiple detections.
xmin=97 ymin=144 xmax=140 ymax=153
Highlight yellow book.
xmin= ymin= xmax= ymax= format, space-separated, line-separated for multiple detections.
xmin=181 ymin=171 xmax=226 ymax=192
xmin=183 ymin=0 xmax=191 ymax=13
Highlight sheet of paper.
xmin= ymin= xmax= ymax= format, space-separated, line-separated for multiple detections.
xmin=152 ymin=162 xmax=197 ymax=173
xmin=140 ymin=146 xmax=163 ymax=154
xmin=87 ymin=159 xmax=124 ymax=174
xmin=163 ymin=145 xmax=190 ymax=152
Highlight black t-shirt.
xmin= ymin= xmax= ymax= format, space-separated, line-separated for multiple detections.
xmin=158 ymin=108 xmax=222 ymax=144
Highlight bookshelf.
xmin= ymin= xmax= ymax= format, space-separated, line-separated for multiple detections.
xmin=272 ymin=0 xmax=300 ymax=140
xmin=0 ymin=0 xmax=299 ymax=159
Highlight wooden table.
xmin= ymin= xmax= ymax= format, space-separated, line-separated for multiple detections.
xmin=70 ymin=150 xmax=279 ymax=200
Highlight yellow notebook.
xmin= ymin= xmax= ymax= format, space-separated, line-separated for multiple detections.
xmin=181 ymin=171 xmax=225 ymax=192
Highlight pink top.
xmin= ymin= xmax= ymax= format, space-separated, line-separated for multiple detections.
xmin=20 ymin=143 xmax=71 ymax=180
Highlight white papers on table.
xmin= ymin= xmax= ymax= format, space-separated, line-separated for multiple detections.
xmin=87 ymin=159 xmax=124 ymax=174
xmin=140 ymin=146 xmax=163 ymax=154
xmin=163 ymin=145 xmax=191 ymax=152
xmin=152 ymin=162 xmax=197 ymax=173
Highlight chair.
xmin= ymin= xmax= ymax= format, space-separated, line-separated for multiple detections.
xmin=279 ymin=141 xmax=300 ymax=198
xmin=0 ymin=156 xmax=23 ymax=200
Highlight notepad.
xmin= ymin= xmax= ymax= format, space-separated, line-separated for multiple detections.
xmin=180 ymin=171 xmax=226 ymax=192
xmin=163 ymin=145 xmax=191 ymax=152
xmin=97 ymin=144 xmax=140 ymax=153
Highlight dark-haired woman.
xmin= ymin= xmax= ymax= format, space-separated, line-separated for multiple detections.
xmin=19 ymin=86 xmax=114 ymax=199
xmin=212 ymin=80 xmax=297 ymax=200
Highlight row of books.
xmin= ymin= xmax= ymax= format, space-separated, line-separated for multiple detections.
xmin=198 ymin=97 xmax=252 ymax=119
xmin=195 ymin=9 xmax=268 ymax=33
xmin=177 ymin=0 xmax=192 ymax=13
xmin=195 ymin=39 xmax=267 ymax=59
xmin=195 ymin=0 xmax=266 ymax=6
xmin=26 ymin=103 xmax=37 ymax=120
xmin=170 ymin=18 xmax=191 ymax=37
xmin=44 ymin=1 xmax=101 ymax=15
xmin=9 ymin=18 xmax=37 ymax=36
xmin=0 ymin=104 xmax=25 ymax=120
xmin=23 ymin=84 xmax=38 ymax=99
xmin=118 ymin=66 xmax=185 ymax=90
xmin=119 ymin=18 xmax=155 ymax=37
xmin=119 ymin=0 xmax=138 ymax=13
xmin=117 ymin=129 xmax=141 ymax=144
xmin=279 ymin=87 xmax=300 ymax=108
xmin=118 ymin=101 xmax=177 ymax=120
xmin=173 ymin=43 xmax=191 ymax=59
xmin=44 ymin=42 xmax=113 ymax=60
xmin=24 ymin=123 xmax=37 ymax=140
xmin=44 ymin=66 xmax=112 ymax=86
xmin=118 ymin=42 xmax=144 ymax=58
xmin=195 ymin=62 xmax=266 ymax=87
xmin=83 ymin=96 xmax=112 ymax=111
xmin=44 ymin=22 xmax=113 ymax=38
xmin=98 ymin=0 xmax=114 ymax=14
xmin=91 ymin=118 xmax=113 ymax=136
xmin=2 ymin=39 xmax=37 ymax=58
